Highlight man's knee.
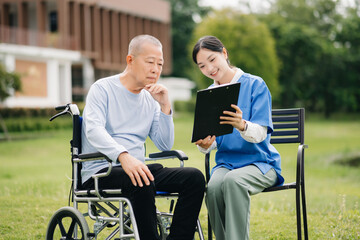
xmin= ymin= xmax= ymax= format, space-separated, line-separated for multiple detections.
xmin=132 ymin=181 xmax=156 ymax=199
xmin=187 ymin=167 xmax=205 ymax=189
xmin=179 ymin=167 xmax=205 ymax=194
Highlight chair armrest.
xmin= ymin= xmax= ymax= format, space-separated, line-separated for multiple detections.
xmin=74 ymin=152 xmax=112 ymax=163
xmin=148 ymin=150 xmax=188 ymax=161
xmin=74 ymin=152 xmax=113 ymax=200
xmin=298 ymin=144 xmax=308 ymax=153
xmin=297 ymin=144 xmax=308 ymax=174
xmin=297 ymin=144 xmax=308 ymax=185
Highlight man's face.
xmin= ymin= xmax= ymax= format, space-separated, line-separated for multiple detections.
xmin=130 ymin=43 xmax=164 ymax=88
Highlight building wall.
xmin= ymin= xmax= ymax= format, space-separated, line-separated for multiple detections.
xmin=0 ymin=0 xmax=172 ymax=73
xmin=0 ymin=0 xmax=172 ymax=108
xmin=0 ymin=43 xmax=81 ymax=108
xmin=15 ymin=59 xmax=47 ymax=97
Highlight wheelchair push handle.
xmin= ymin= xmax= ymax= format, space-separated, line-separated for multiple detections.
xmin=49 ymin=103 xmax=80 ymax=121
xmin=49 ymin=109 xmax=68 ymax=121
xmin=55 ymin=105 xmax=68 ymax=111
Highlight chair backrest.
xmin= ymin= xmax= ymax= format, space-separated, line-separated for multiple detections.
xmin=271 ymin=108 xmax=305 ymax=145
xmin=71 ymin=115 xmax=83 ymax=191
xmin=58 ymin=104 xmax=82 ymax=192
xmin=71 ymin=115 xmax=82 ymax=156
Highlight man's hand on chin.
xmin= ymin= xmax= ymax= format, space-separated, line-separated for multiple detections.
xmin=145 ymin=84 xmax=171 ymax=115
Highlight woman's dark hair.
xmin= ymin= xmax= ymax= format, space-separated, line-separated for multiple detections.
xmin=192 ymin=36 xmax=230 ymax=65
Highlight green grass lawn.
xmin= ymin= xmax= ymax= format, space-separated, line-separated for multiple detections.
xmin=0 ymin=113 xmax=359 ymax=239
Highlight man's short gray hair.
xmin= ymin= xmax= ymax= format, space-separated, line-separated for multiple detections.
xmin=128 ymin=35 xmax=162 ymax=56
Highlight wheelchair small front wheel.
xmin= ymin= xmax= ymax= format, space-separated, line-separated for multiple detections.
xmin=46 ymin=206 xmax=90 ymax=240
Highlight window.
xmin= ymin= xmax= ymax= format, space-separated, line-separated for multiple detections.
xmin=9 ymin=13 xmax=16 ymax=27
xmin=49 ymin=11 xmax=57 ymax=32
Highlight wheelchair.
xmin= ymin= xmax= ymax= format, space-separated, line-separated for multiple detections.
xmin=45 ymin=103 xmax=204 ymax=240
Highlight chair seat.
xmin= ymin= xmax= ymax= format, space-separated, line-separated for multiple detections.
xmin=75 ymin=188 xmax=123 ymax=198
xmin=263 ymin=182 xmax=296 ymax=192
xmin=156 ymin=191 xmax=179 ymax=197
xmin=74 ymin=188 xmax=179 ymax=198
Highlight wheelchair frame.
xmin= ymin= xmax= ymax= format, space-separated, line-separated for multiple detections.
xmin=46 ymin=103 xmax=204 ymax=240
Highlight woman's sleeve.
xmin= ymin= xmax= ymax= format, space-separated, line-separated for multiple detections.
xmin=250 ymin=80 xmax=274 ymax=134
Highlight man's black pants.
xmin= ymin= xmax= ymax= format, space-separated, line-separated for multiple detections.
xmin=83 ymin=163 xmax=205 ymax=240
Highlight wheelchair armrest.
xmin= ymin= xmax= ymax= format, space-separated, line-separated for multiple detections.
xmin=76 ymin=152 xmax=113 ymax=200
xmin=148 ymin=150 xmax=188 ymax=161
xmin=75 ymin=152 xmax=112 ymax=163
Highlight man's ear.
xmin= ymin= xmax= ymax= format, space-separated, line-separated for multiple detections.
xmin=126 ymin=55 xmax=134 ymax=65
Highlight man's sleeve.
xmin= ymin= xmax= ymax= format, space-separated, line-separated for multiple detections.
xmin=148 ymin=104 xmax=174 ymax=151
xmin=83 ymin=84 xmax=127 ymax=162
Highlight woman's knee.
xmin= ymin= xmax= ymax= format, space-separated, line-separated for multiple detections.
xmin=207 ymin=175 xmax=224 ymax=197
xmin=223 ymin=171 xmax=248 ymax=191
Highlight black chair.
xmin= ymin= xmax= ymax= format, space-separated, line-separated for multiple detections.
xmin=46 ymin=103 xmax=204 ymax=240
xmin=205 ymin=108 xmax=308 ymax=240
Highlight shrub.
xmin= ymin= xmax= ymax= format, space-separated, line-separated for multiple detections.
xmin=174 ymin=98 xmax=196 ymax=113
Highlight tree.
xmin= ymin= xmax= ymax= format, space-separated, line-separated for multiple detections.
xmin=165 ymin=0 xmax=210 ymax=78
xmin=333 ymin=3 xmax=360 ymax=113
xmin=260 ymin=0 xmax=360 ymax=116
xmin=190 ymin=9 xmax=280 ymax=100
xmin=260 ymin=14 xmax=324 ymax=110
xmin=0 ymin=64 xmax=21 ymax=140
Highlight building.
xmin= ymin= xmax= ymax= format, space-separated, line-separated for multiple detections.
xmin=0 ymin=0 xmax=172 ymax=108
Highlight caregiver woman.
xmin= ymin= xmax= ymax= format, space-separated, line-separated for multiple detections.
xmin=192 ymin=35 xmax=284 ymax=240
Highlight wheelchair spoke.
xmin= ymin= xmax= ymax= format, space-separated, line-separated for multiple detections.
xmin=66 ymin=217 xmax=77 ymax=238
xmin=57 ymin=218 xmax=67 ymax=236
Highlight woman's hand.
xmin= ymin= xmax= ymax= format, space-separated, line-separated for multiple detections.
xmin=195 ymin=135 xmax=216 ymax=149
xmin=220 ymin=104 xmax=246 ymax=131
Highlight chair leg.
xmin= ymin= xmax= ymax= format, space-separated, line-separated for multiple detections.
xmin=196 ymin=219 xmax=205 ymax=240
xmin=301 ymin=183 xmax=309 ymax=240
xmin=296 ymin=187 xmax=302 ymax=240
xmin=208 ymin=215 xmax=212 ymax=240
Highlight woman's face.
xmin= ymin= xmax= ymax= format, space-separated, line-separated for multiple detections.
xmin=196 ymin=48 xmax=231 ymax=83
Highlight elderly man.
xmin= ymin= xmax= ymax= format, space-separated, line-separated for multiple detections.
xmin=81 ymin=34 xmax=205 ymax=240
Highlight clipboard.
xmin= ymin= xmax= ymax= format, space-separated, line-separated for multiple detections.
xmin=191 ymin=82 xmax=241 ymax=142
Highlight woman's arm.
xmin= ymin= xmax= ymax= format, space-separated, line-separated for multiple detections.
xmin=237 ymin=121 xmax=267 ymax=143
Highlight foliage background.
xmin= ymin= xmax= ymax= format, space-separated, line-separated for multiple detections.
xmin=167 ymin=0 xmax=360 ymax=117
xmin=189 ymin=9 xmax=280 ymax=100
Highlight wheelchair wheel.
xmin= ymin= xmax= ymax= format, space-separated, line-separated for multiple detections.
xmin=46 ymin=207 xmax=90 ymax=240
